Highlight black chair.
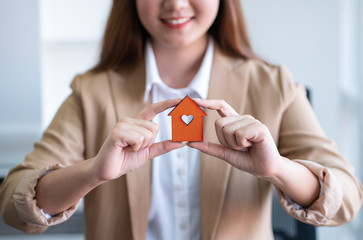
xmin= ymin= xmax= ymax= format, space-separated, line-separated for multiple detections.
xmin=272 ymin=87 xmax=316 ymax=240
xmin=272 ymin=190 xmax=316 ymax=240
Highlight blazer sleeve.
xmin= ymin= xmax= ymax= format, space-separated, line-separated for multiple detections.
xmin=0 ymin=75 xmax=85 ymax=233
xmin=276 ymin=66 xmax=363 ymax=226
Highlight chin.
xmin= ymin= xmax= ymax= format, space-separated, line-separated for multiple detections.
xmin=161 ymin=36 xmax=204 ymax=49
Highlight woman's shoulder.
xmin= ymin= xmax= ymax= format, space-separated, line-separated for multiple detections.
xmin=242 ymin=59 xmax=290 ymax=80
xmin=242 ymin=59 xmax=297 ymax=90
xmin=69 ymin=70 xmax=111 ymax=94
xmin=234 ymin=58 xmax=303 ymax=105
xmin=69 ymin=63 xmax=142 ymax=94
xmin=215 ymin=46 xmax=292 ymax=84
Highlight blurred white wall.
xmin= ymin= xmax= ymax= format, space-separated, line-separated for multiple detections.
xmin=0 ymin=0 xmax=42 ymax=176
xmin=242 ymin=0 xmax=363 ymax=239
xmin=243 ymin=0 xmax=340 ymax=140
xmin=40 ymin=0 xmax=112 ymax=128
xmin=0 ymin=0 xmax=41 ymax=132
xmin=0 ymin=0 xmax=111 ymax=176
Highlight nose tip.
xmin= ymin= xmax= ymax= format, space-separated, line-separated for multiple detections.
xmin=163 ymin=0 xmax=188 ymax=10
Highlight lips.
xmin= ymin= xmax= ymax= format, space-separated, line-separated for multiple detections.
xmin=161 ymin=17 xmax=192 ymax=29
xmin=164 ymin=17 xmax=191 ymax=25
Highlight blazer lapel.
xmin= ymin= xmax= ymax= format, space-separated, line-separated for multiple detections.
xmin=107 ymin=64 xmax=152 ymax=240
xmin=200 ymin=46 xmax=249 ymax=239
xmin=126 ymin=162 xmax=151 ymax=240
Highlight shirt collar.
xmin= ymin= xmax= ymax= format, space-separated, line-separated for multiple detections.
xmin=143 ymin=38 xmax=214 ymax=103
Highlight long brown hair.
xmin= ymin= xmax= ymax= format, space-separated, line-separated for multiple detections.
xmin=91 ymin=0 xmax=258 ymax=72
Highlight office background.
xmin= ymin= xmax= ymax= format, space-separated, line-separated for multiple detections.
xmin=0 ymin=0 xmax=362 ymax=239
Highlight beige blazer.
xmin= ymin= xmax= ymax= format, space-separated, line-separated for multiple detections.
xmin=1 ymin=46 xmax=362 ymax=240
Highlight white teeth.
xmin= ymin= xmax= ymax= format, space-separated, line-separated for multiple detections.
xmin=165 ymin=17 xmax=190 ymax=25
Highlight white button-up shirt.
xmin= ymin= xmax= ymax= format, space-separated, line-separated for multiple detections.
xmin=144 ymin=39 xmax=214 ymax=240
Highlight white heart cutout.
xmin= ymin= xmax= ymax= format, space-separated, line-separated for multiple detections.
xmin=181 ymin=115 xmax=194 ymax=125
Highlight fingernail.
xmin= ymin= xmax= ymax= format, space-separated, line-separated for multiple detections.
xmin=182 ymin=141 xmax=189 ymax=146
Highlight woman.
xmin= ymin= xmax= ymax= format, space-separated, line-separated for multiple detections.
xmin=1 ymin=0 xmax=362 ymax=239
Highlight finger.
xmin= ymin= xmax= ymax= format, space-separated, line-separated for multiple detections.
xmin=188 ymin=141 xmax=227 ymax=160
xmin=215 ymin=116 xmax=244 ymax=148
xmin=117 ymin=128 xmax=145 ymax=152
xmin=235 ymin=128 xmax=254 ymax=149
xmin=117 ymin=120 xmax=155 ymax=150
xmin=218 ymin=116 xmax=256 ymax=150
xmin=235 ymin=121 xmax=269 ymax=145
xmin=135 ymin=98 xmax=182 ymax=120
xmin=193 ymin=98 xmax=238 ymax=117
xmin=188 ymin=141 xmax=244 ymax=162
xmin=149 ymin=140 xmax=184 ymax=159
xmin=122 ymin=118 xmax=159 ymax=148
xmin=122 ymin=117 xmax=159 ymax=133
xmin=188 ymin=141 xmax=250 ymax=172
xmin=131 ymin=126 xmax=154 ymax=150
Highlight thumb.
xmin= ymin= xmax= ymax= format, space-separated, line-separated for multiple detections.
xmin=149 ymin=140 xmax=184 ymax=159
xmin=188 ymin=141 xmax=232 ymax=161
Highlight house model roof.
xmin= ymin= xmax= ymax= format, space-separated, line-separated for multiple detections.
xmin=168 ymin=95 xmax=207 ymax=117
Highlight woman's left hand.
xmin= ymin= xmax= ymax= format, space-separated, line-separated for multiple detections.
xmin=188 ymin=98 xmax=281 ymax=179
xmin=188 ymin=99 xmax=320 ymax=207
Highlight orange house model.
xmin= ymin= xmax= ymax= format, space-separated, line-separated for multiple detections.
xmin=168 ymin=95 xmax=207 ymax=142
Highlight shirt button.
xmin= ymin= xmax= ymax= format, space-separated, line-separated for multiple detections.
xmin=177 ymin=151 xmax=183 ymax=159
xmin=175 ymin=185 xmax=183 ymax=191
xmin=179 ymin=222 xmax=187 ymax=230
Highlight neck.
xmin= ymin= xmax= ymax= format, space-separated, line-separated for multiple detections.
xmin=151 ymin=35 xmax=209 ymax=89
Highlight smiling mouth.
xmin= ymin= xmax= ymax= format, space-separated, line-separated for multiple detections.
xmin=163 ymin=17 xmax=191 ymax=25
xmin=161 ymin=17 xmax=193 ymax=29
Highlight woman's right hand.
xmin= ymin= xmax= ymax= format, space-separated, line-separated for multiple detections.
xmin=36 ymin=99 xmax=183 ymax=216
xmin=92 ymin=98 xmax=184 ymax=182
